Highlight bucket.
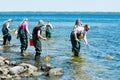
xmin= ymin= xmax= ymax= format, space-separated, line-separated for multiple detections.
xmin=79 ymin=33 xmax=84 ymax=39
xmin=12 ymin=29 xmax=18 ymax=34
xmin=29 ymin=38 xmax=34 ymax=46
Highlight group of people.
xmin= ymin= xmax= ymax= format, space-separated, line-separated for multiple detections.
xmin=1 ymin=18 xmax=53 ymax=57
xmin=1 ymin=18 xmax=90 ymax=59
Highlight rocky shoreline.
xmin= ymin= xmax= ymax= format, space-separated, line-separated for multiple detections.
xmin=0 ymin=56 xmax=64 ymax=79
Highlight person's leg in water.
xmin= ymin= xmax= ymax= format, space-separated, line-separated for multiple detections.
xmin=34 ymin=40 xmax=42 ymax=60
xmin=35 ymin=54 xmax=41 ymax=67
xmin=74 ymin=41 xmax=80 ymax=57
xmin=24 ymin=38 xmax=28 ymax=51
xmin=20 ymin=38 xmax=27 ymax=55
xmin=3 ymin=35 xmax=7 ymax=45
xmin=7 ymin=33 xmax=11 ymax=45
xmin=70 ymin=32 xmax=80 ymax=57
xmin=48 ymin=32 xmax=51 ymax=38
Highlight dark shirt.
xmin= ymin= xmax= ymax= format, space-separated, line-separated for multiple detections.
xmin=32 ymin=27 xmax=42 ymax=39
xmin=2 ymin=23 xmax=9 ymax=35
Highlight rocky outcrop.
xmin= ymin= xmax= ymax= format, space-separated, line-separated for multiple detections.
xmin=0 ymin=56 xmax=64 ymax=79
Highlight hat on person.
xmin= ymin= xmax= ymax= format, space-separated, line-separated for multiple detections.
xmin=23 ymin=18 xmax=28 ymax=21
xmin=7 ymin=19 xmax=12 ymax=22
xmin=38 ymin=20 xmax=44 ymax=24
xmin=36 ymin=20 xmax=44 ymax=27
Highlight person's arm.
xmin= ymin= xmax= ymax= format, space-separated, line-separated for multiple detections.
xmin=74 ymin=30 xmax=79 ymax=42
xmin=83 ymin=33 xmax=88 ymax=46
xmin=6 ymin=23 xmax=12 ymax=32
xmin=49 ymin=24 xmax=53 ymax=29
xmin=73 ymin=25 xmax=76 ymax=30
xmin=26 ymin=25 xmax=32 ymax=37
xmin=37 ymin=30 xmax=46 ymax=40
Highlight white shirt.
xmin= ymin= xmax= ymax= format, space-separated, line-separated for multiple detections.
xmin=74 ymin=27 xmax=88 ymax=45
xmin=76 ymin=26 xmax=85 ymax=34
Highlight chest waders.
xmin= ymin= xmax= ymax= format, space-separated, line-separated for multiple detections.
xmin=70 ymin=31 xmax=81 ymax=56
xmin=19 ymin=29 xmax=28 ymax=54
xmin=32 ymin=34 xmax=42 ymax=57
xmin=45 ymin=25 xmax=51 ymax=38
xmin=2 ymin=27 xmax=11 ymax=45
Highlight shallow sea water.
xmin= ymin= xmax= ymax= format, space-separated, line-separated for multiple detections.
xmin=0 ymin=12 xmax=120 ymax=80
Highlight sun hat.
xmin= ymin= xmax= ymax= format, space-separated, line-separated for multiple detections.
xmin=23 ymin=18 xmax=28 ymax=21
xmin=7 ymin=19 xmax=12 ymax=22
xmin=38 ymin=20 xmax=44 ymax=24
xmin=36 ymin=20 xmax=44 ymax=27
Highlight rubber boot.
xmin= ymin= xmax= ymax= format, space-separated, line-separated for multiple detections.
xmin=74 ymin=52 xmax=79 ymax=57
xmin=35 ymin=52 xmax=41 ymax=60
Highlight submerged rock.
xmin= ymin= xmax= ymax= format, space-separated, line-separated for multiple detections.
xmin=40 ymin=64 xmax=54 ymax=72
xmin=49 ymin=68 xmax=64 ymax=76
xmin=30 ymin=71 xmax=44 ymax=76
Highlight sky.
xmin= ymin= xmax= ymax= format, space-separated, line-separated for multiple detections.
xmin=0 ymin=0 xmax=120 ymax=12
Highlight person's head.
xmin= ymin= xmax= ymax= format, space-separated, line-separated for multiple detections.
xmin=36 ymin=20 xmax=44 ymax=27
xmin=23 ymin=18 xmax=28 ymax=22
xmin=75 ymin=18 xmax=82 ymax=25
xmin=47 ymin=20 xmax=51 ymax=25
xmin=7 ymin=19 xmax=13 ymax=23
xmin=84 ymin=24 xmax=90 ymax=31
xmin=48 ymin=20 xmax=51 ymax=23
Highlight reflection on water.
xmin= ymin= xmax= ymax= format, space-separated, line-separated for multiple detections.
xmin=70 ymin=53 xmax=85 ymax=63
xmin=69 ymin=55 xmax=90 ymax=80
xmin=68 ymin=55 xmax=99 ymax=80
xmin=3 ymin=45 xmax=11 ymax=53
xmin=35 ymin=55 xmax=41 ymax=67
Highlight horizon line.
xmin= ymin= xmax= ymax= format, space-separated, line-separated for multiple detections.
xmin=0 ymin=11 xmax=120 ymax=13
